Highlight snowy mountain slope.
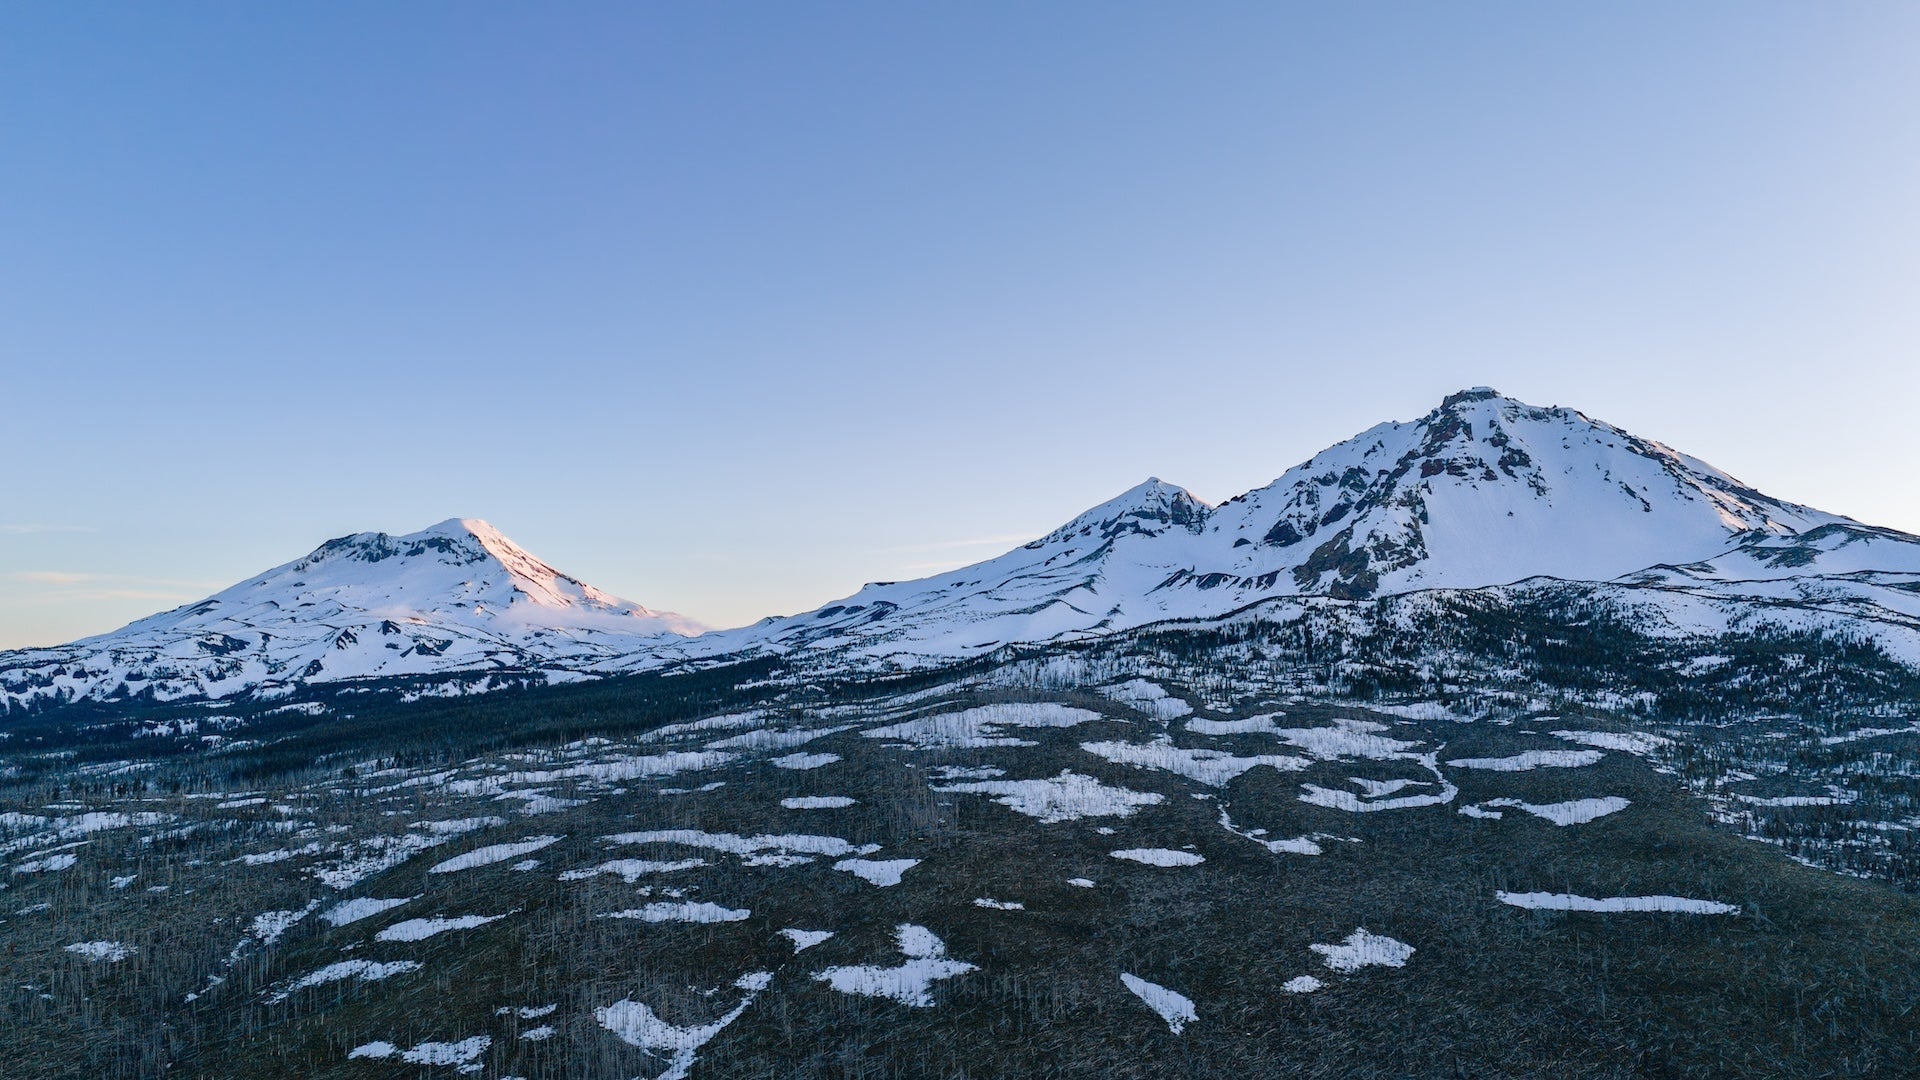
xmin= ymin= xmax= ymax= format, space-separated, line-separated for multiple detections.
xmin=10 ymin=388 xmax=1920 ymax=709
xmin=690 ymin=388 xmax=1900 ymax=664
xmin=0 ymin=520 xmax=701 ymax=710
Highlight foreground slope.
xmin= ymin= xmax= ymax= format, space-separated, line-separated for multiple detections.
xmin=0 ymin=519 xmax=700 ymax=710
xmin=5 ymin=656 xmax=1919 ymax=1078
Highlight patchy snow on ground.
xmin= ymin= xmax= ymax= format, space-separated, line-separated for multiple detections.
xmin=497 ymin=1004 xmax=558 ymax=1019
xmin=1188 ymin=715 xmax=1420 ymax=762
xmin=1444 ymin=749 xmax=1605 ymax=771
xmin=1299 ymin=755 xmax=1458 ymax=813
xmin=972 ymin=897 xmax=1024 ymax=910
xmin=770 ymin=752 xmax=840 ymax=770
xmin=318 ymin=891 xmax=412 ymax=926
xmin=1218 ymin=808 xmax=1325 ymax=855
xmin=1098 ymin=679 xmax=1193 ymax=720
xmin=558 ymin=858 xmax=707 ymax=883
xmin=865 ymin=703 xmax=1103 ymax=750
xmin=1482 ymin=796 xmax=1632 ymax=826
xmin=930 ymin=764 xmax=1005 ymax=781
xmin=1366 ymin=701 xmax=1470 ymax=722
xmin=1281 ymin=975 xmax=1324 ymax=994
xmin=13 ymin=852 xmax=78 ymax=874
xmin=600 ymin=901 xmax=750 ymax=924
xmin=109 ymin=874 xmax=138 ymax=889
xmin=1110 ymin=848 xmax=1205 ymax=867
xmin=1310 ymin=929 xmax=1416 ymax=973
xmin=781 ymin=796 xmax=856 ymax=809
xmin=427 ymin=836 xmax=561 ymax=874
xmin=249 ymin=903 xmax=321 ymax=947
xmin=1120 ymin=972 xmax=1197 ymax=1034
xmin=1079 ymin=738 xmax=1308 ymax=788
xmin=65 ymin=940 xmax=134 ymax=962
xmin=1066 ymin=877 xmax=1096 ymax=888
xmin=1551 ymin=729 xmax=1671 ymax=755
xmin=376 ymin=913 xmax=512 ymax=942
xmin=271 ymin=959 xmax=422 ymax=1002
xmin=604 ymin=829 xmax=878 ymax=864
xmin=597 ymin=971 xmax=774 ymax=1080
xmin=779 ymin=929 xmax=834 ymax=952
xmin=934 ymin=770 xmax=1164 ymax=823
xmin=813 ymin=924 xmax=976 ymax=1007
xmin=1496 ymin=891 xmax=1739 ymax=914
xmin=833 ymin=858 xmax=919 ymax=887
xmin=348 ymin=1036 xmax=491 ymax=1067
xmin=706 ymin=724 xmax=856 ymax=752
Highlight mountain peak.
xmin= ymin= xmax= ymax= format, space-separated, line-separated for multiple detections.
xmin=1440 ymin=386 xmax=1504 ymax=407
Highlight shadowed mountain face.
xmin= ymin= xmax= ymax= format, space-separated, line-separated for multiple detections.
xmin=7 ymin=389 xmax=1920 ymax=709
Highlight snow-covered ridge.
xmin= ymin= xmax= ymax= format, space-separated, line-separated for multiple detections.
xmin=0 ymin=519 xmax=702 ymax=710
xmin=693 ymin=388 xmax=1913 ymax=665
xmin=8 ymin=389 xmax=1920 ymax=710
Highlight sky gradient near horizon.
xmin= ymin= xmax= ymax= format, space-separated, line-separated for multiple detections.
xmin=4 ymin=3 xmax=1920 ymax=648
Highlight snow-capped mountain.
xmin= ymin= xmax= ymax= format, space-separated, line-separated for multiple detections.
xmin=708 ymin=388 xmax=1907 ymax=662
xmin=0 ymin=519 xmax=700 ymax=710
xmin=9 ymin=388 xmax=1920 ymax=708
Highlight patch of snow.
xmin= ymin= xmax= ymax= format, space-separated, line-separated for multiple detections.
xmin=1066 ymin=877 xmax=1096 ymax=888
xmin=600 ymin=902 xmax=750 ymax=924
xmin=779 ymin=928 xmax=834 ymax=952
xmin=1483 ymin=796 xmax=1631 ymax=826
xmin=770 ymin=752 xmax=840 ymax=770
xmin=832 ymin=858 xmax=919 ymax=887
xmin=1310 ymin=928 xmax=1415 ymax=973
xmin=1551 ymin=729 xmax=1670 ymax=754
xmin=348 ymin=1036 xmax=491 ymax=1066
xmin=376 ymin=913 xmax=512 ymax=942
xmin=1099 ymin=679 xmax=1193 ymax=720
xmin=558 ymin=858 xmax=707 ymax=882
xmin=1444 ymin=749 xmax=1605 ymax=771
xmin=318 ymin=891 xmax=412 ymax=926
xmin=271 ymin=959 xmax=422 ymax=1002
xmin=597 ymin=970 xmax=774 ymax=1080
xmin=972 ymin=897 xmax=1024 ymax=910
xmin=930 ymin=764 xmax=1004 ymax=781
xmin=1079 ymin=738 xmax=1308 ymax=787
xmin=427 ymin=836 xmax=561 ymax=874
xmin=1281 ymin=975 xmax=1324 ymax=993
xmin=781 ymin=796 xmax=856 ymax=809
xmin=934 ymin=770 xmax=1164 ymax=823
xmin=1120 ymin=972 xmax=1197 ymax=1034
xmin=1495 ymin=891 xmax=1739 ymax=914
xmin=1109 ymin=848 xmax=1205 ymax=867
xmin=865 ymin=703 xmax=1103 ymax=750
xmin=813 ymin=924 xmax=976 ymax=1007
xmin=65 ymin=940 xmax=133 ymax=962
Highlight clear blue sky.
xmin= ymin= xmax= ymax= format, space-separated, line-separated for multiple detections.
xmin=4 ymin=2 xmax=1919 ymax=647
